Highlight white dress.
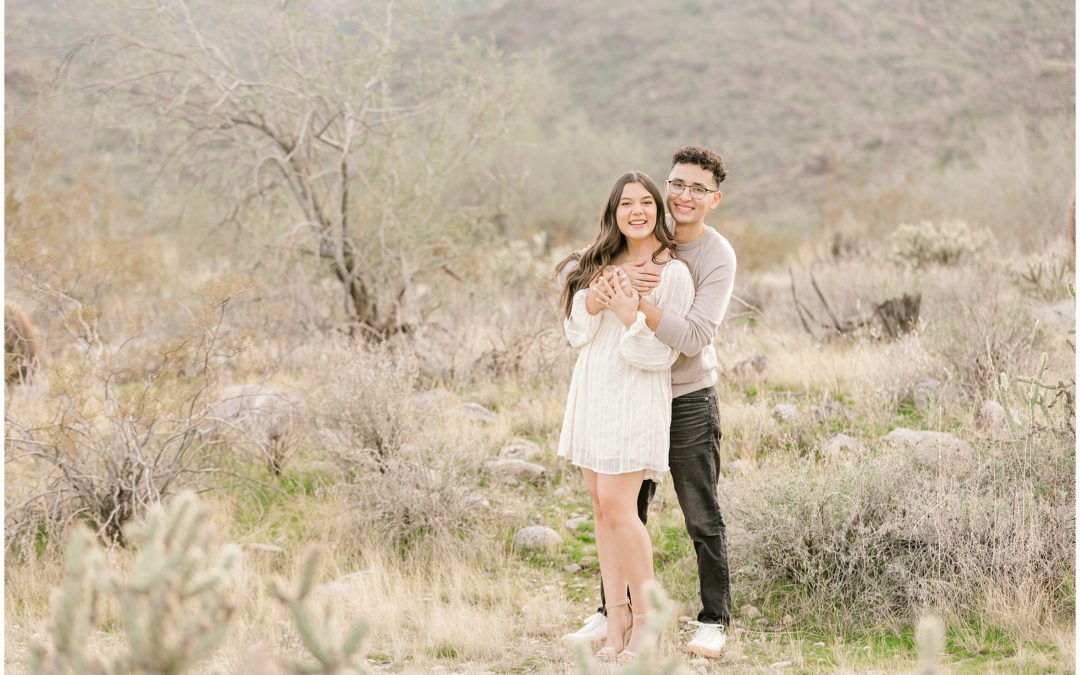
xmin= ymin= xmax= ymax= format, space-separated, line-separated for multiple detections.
xmin=557 ymin=260 xmax=695 ymax=480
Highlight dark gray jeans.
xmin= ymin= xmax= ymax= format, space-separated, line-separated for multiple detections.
xmin=597 ymin=386 xmax=732 ymax=627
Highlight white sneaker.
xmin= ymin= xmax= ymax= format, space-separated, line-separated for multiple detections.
xmin=561 ymin=612 xmax=608 ymax=646
xmin=687 ymin=621 xmax=727 ymax=657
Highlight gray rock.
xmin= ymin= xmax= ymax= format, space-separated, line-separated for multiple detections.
xmin=754 ymin=617 xmax=770 ymax=626
xmin=461 ymin=491 xmax=491 ymax=510
xmin=781 ymin=614 xmax=794 ymax=627
xmin=770 ymin=661 xmax=793 ymax=669
xmin=579 ymin=556 xmax=598 ymax=567
xmin=773 ymin=404 xmax=797 ymax=422
xmin=206 ymin=385 xmax=305 ymax=471
xmin=315 ymin=571 xmax=369 ymax=596
xmin=977 ymin=399 xmax=1007 ymax=434
xmin=813 ymin=641 xmax=826 ymax=647
xmin=458 ymin=402 xmax=497 ymax=424
xmin=727 ymin=458 xmax=752 ymax=475
xmin=1031 ymin=299 xmax=1075 ymax=331
xmin=563 ymin=563 xmax=581 ymax=574
xmin=912 ymin=379 xmax=943 ymax=407
xmin=485 ymin=458 xmax=547 ymax=484
xmin=812 ymin=399 xmax=849 ymax=422
xmin=247 ymin=543 xmax=286 ymax=556
xmin=739 ymin=604 xmax=762 ymax=619
xmin=819 ymin=433 xmax=867 ymax=464
xmin=513 ymin=526 xmax=560 ymax=554
xmin=883 ymin=428 xmax=971 ymax=455
xmin=499 ymin=440 xmax=542 ymax=461
xmin=413 ymin=388 xmax=453 ymax=407
xmin=564 ymin=515 xmax=590 ymax=532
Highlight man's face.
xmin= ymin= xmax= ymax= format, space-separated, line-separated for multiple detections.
xmin=666 ymin=162 xmax=722 ymax=227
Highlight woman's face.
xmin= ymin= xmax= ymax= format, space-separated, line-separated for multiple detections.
xmin=615 ymin=182 xmax=658 ymax=242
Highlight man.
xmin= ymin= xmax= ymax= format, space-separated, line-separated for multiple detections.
xmin=561 ymin=145 xmax=736 ymax=657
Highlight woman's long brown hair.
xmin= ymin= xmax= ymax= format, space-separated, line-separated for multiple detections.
xmin=556 ymin=172 xmax=677 ymax=318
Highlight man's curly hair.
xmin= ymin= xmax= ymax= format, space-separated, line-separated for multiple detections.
xmin=672 ymin=145 xmax=727 ymax=187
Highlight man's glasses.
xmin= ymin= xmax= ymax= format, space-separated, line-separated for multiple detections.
xmin=666 ymin=180 xmax=719 ymax=201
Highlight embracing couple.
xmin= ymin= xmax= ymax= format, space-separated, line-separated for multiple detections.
xmin=555 ymin=146 xmax=736 ymax=662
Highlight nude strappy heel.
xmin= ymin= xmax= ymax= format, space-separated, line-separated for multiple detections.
xmin=594 ymin=599 xmax=631 ymax=660
xmin=616 ymin=611 xmax=652 ymax=664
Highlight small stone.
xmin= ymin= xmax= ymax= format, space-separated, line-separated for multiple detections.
xmin=315 ymin=571 xmax=370 ymax=596
xmin=1031 ymin=299 xmax=1075 ymax=331
xmin=754 ymin=617 xmax=769 ymax=625
xmin=882 ymin=428 xmax=972 ymax=458
xmin=499 ymin=440 xmax=542 ymax=460
xmin=564 ymin=515 xmax=590 ymax=532
xmin=485 ymin=459 xmax=547 ymax=484
xmin=727 ymin=458 xmax=751 ymax=475
xmin=247 ymin=543 xmax=286 ymax=555
xmin=458 ymin=402 xmax=498 ymax=424
xmin=773 ymin=404 xmax=797 ymax=422
xmin=413 ymin=388 xmax=453 ymax=407
xmin=513 ymin=526 xmax=560 ymax=554
xmin=462 ymin=491 xmax=491 ymax=510
xmin=813 ymin=641 xmax=826 ymax=647
xmin=819 ymin=433 xmax=867 ymax=464
xmin=812 ymin=399 xmax=849 ymax=422
xmin=770 ymin=661 xmax=793 ymax=669
xmin=912 ymin=378 xmax=943 ymax=407
xmin=579 ymin=556 xmax=598 ymax=567
xmin=739 ymin=604 xmax=762 ymax=619
xmin=781 ymin=614 xmax=794 ymax=627
xmin=977 ymin=400 xmax=1007 ymax=434
xmin=563 ymin=564 xmax=581 ymax=574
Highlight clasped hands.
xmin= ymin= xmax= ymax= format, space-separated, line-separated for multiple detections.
xmin=586 ymin=260 xmax=662 ymax=327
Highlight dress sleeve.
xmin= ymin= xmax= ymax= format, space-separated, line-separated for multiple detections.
xmin=619 ymin=261 xmax=696 ymax=371
xmin=564 ymin=288 xmax=603 ymax=348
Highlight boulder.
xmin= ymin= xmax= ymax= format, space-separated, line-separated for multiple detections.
xmin=513 ymin=526 xmax=560 ymax=554
xmin=1031 ymin=299 xmax=1075 ymax=331
xmin=458 ymin=402 xmax=498 ymax=424
xmin=499 ymin=440 xmax=542 ymax=461
xmin=977 ymin=400 xmax=1007 ymax=435
xmin=819 ymin=433 xmax=867 ymax=464
xmin=206 ymin=385 xmax=305 ymax=473
xmin=773 ymin=404 xmax=797 ymax=422
xmin=485 ymin=459 xmax=547 ymax=484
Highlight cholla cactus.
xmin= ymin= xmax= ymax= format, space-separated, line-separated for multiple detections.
xmin=571 ymin=581 xmax=691 ymax=675
xmin=272 ymin=546 xmax=372 ymax=675
xmin=29 ymin=492 xmax=240 ymax=675
xmin=888 ymin=219 xmax=994 ymax=268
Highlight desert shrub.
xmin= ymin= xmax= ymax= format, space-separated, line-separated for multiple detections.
xmin=310 ymin=340 xmax=494 ymax=549
xmin=888 ymin=219 xmax=994 ymax=268
xmin=1011 ymin=249 xmax=1074 ymax=301
xmin=4 ymin=282 xmax=252 ymax=550
xmin=927 ymin=293 xmax=1043 ymax=399
xmin=731 ymin=437 xmax=1074 ymax=629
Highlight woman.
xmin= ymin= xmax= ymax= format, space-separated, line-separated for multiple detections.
xmin=555 ymin=171 xmax=695 ymax=661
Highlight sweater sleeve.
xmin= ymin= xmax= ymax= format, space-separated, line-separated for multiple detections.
xmin=619 ymin=261 xmax=695 ymax=371
xmin=564 ymin=288 xmax=603 ymax=349
xmin=654 ymin=238 xmax=736 ymax=357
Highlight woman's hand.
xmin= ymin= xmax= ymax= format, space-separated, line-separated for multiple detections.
xmin=592 ymin=268 xmax=640 ymax=327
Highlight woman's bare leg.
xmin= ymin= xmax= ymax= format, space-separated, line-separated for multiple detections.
xmin=582 ymin=468 xmax=631 ymax=652
xmin=596 ymin=471 xmax=654 ymax=651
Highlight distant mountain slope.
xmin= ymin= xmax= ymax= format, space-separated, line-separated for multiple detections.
xmin=457 ymin=0 xmax=1074 ymax=221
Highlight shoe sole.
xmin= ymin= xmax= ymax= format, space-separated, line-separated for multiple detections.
xmin=687 ymin=643 xmax=724 ymax=657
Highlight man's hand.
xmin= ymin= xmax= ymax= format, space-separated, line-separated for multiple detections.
xmin=593 ymin=268 xmax=640 ymax=327
xmin=619 ymin=259 xmax=661 ymax=295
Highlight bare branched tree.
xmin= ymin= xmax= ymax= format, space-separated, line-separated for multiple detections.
xmin=58 ymin=0 xmax=518 ymax=338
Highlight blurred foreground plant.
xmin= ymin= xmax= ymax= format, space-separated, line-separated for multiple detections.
xmin=29 ymin=492 xmax=239 ymax=674
xmin=271 ymin=547 xmax=373 ymax=675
